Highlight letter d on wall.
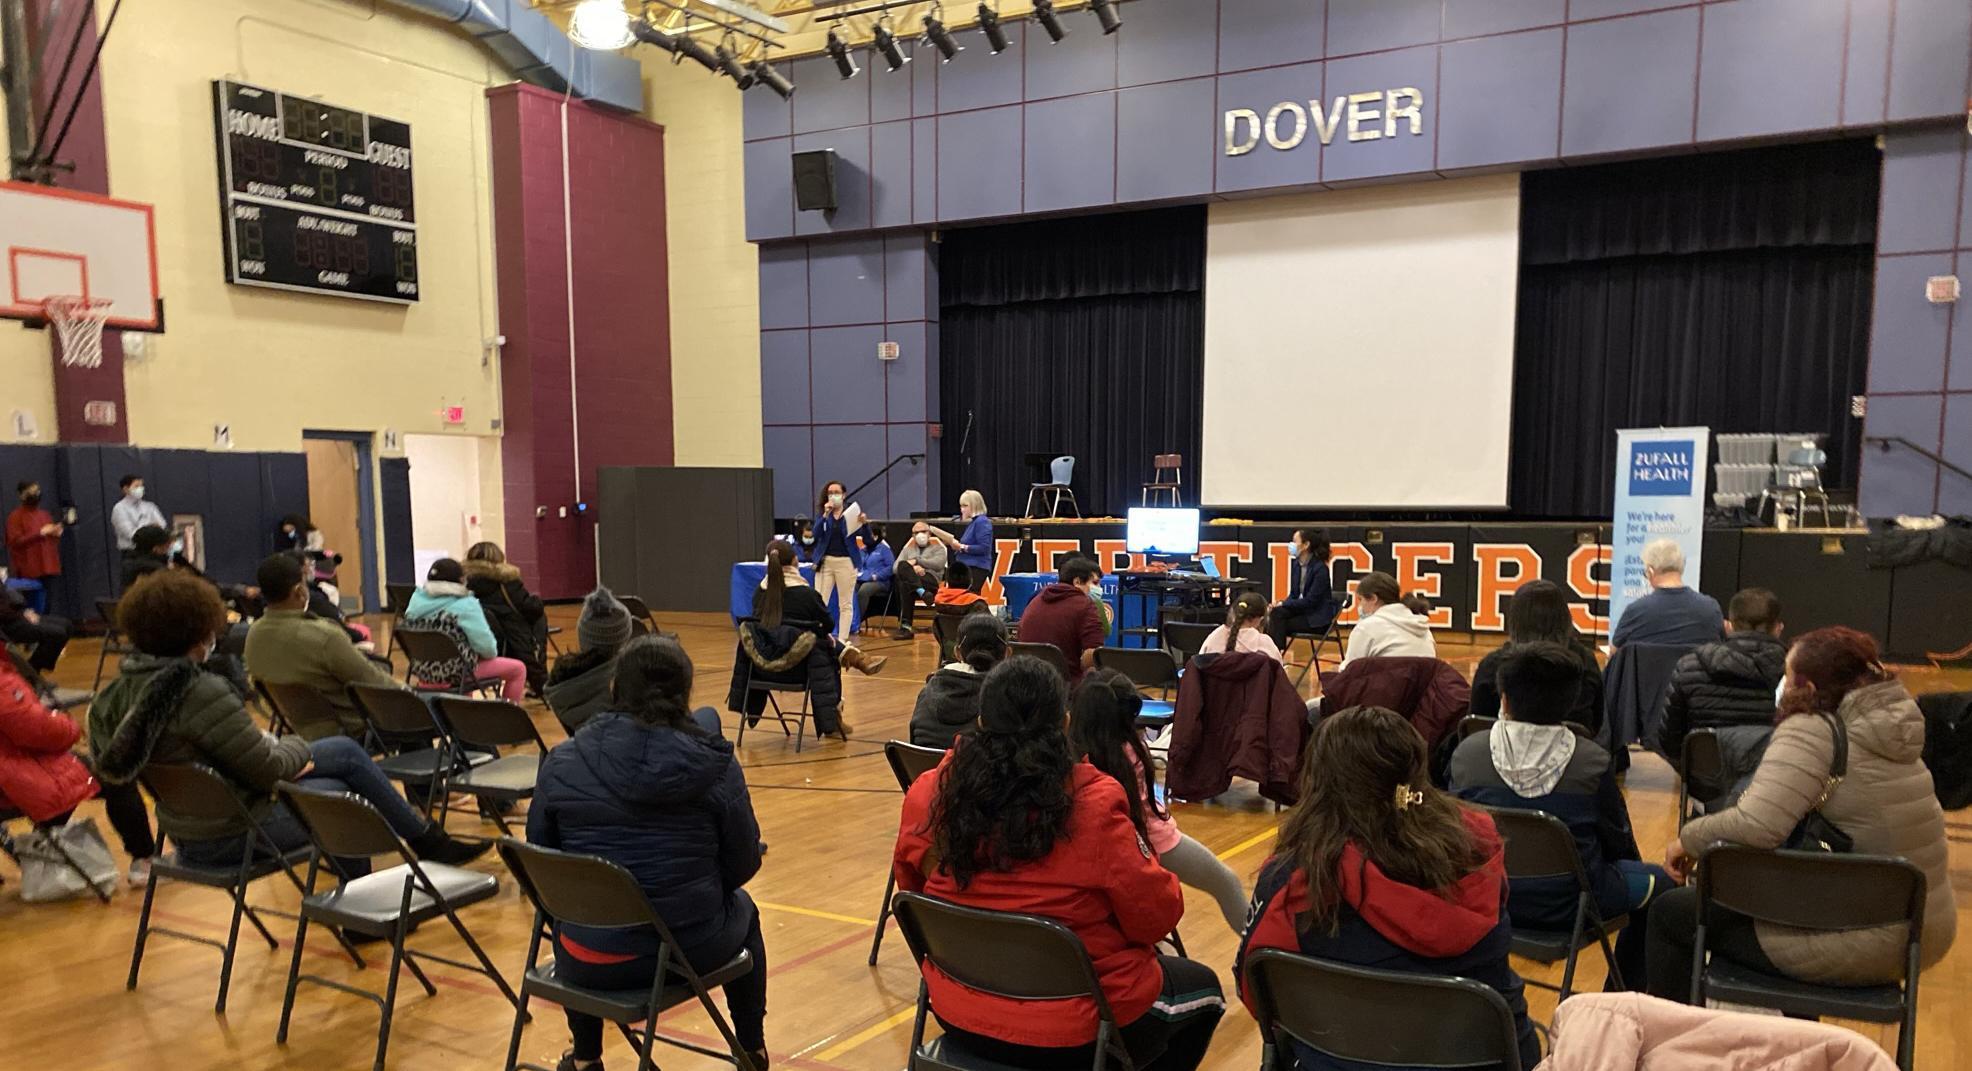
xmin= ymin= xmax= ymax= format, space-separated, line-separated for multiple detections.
xmin=1224 ymin=108 xmax=1260 ymax=156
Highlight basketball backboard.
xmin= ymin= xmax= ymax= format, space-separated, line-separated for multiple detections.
xmin=0 ymin=180 xmax=161 ymax=331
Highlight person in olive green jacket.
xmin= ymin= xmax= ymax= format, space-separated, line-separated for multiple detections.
xmin=243 ymin=553 xmax=400 ymax=740
xmin=89 ymin=570 xmax=487 ymax=873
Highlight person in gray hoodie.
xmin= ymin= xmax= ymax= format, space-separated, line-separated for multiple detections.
xmin=910 ymin=613 xmax=1007 ymax=748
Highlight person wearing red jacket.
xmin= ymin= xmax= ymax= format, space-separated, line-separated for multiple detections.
xmin=894 ymin=658 xmax=1224 ymax=1071
xmin=1235 ymin=706 xmax=1539 ymax=1071
xmin=6 ymin=478 xmax=63 ymax=596
xmin=0 ymin=661 xmax=154 ymax=884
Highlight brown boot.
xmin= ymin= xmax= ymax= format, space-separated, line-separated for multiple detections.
xmin=839 ymin=645 xmax=888 ymax=676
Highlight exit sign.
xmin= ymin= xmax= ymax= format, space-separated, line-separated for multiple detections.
xmin=442 ymin=405 xmax=466 ymax=425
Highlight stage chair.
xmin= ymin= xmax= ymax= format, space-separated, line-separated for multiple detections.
xmin=1483 ymin=807 xmax=1626 ymax=1002
xmin=1022 ymin=455 xmax=1081 ymax=519
xmin=1692 ymin=847 xmax=1925 ymax=1070
xmin=1141 ymin=453 xmax=1182 ymax=506
xmin=91 ymin=597 xmax=132 ymax=692
xmin=869 ymin=742 xmax=950 ymax=965
xmin=1244 ymin=950 xmax=1524 ymax=1071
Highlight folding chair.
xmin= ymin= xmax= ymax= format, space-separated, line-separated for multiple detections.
xmin=92 ymin=597 xmax=132 ymax=692
xmin=1677 ymin=728 xmax=1725 ymax=826
xmin=496 ymin=839 xmax=762 ymax=1071
xmin=393 ymin=624 xmax=507 ymax=697
xmin=1008 ymin=641 xmax=1077 ymax=681
xmin=618 ymin=595 xmax=660 ymax=635
xmin=869 ymin=742 xmax=949 ymax=964
xmin=1244 ymin=949 xmax=1524 ymax=1071
xmin=891 ymin=892 xmax=1133 ymax=1071
xmin=258 ymin=679 xmax=358 ymax=743
xmin=1283 ymin=592 xmax=1351 ymax=689
xmin=6 ymin=643 xmax=89 ymax=710
xmin=1160 ymin=621 xmax=1215 ymax=670
xmin=349 ymin=683 xmax=493 ymax=816
xmin=733 ymin=621 xmax=817 ymax=753
xmin=431 ymin=696 xmax=546 ymax=837
xmin=930 ymin=604 xmax=988 ymax=665
xmin=1094 ymin=646 xmax=1180 ymax=700
xmin=0 ymin=804 xmax=111 ymax=903
xmin=1483 ymin=807 xmax=1626 ymax=1001
xmin=129 ymin=764 xmax=366 ymax=1012
xmin=272 ymin=783 xmax=518 ymax=1071
xmin=1458 ymin=716 xmax=1593 ymax=743
xmin=1692 ymin=847 xmax=1926 ymax=1070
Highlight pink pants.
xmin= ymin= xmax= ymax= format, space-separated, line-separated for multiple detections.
xmin=475 ymin=656 xmax=528 ymax=701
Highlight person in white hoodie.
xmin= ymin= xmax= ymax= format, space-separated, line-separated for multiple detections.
xmin=1341 ymin=571 xmax=1437 ymax=667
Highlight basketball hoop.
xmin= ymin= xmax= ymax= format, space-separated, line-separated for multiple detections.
xmin=44 ymin=295 xmax=113 ymax=369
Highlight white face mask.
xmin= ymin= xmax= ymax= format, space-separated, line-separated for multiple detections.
xmin=129 ymin=486 xmax=145 ymax=501
xmin=915 ymin=532 xmax=930 ymax=547
xmin=828 ymin=492 xmax=844 ymax=508
xmin=800 ymin=535 xmax=814 ymax=545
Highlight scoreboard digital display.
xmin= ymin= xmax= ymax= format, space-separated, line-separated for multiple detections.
xmin=212 ymin=80 xmax=418 ymax=303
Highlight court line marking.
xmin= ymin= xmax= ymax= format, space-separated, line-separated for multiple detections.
xmin=813 ymin=1005 xmax=918 ymax=1061
xmin=1216 ymin=827 xmax=1278 ymax=862
xmin=757 ymin=900 xmax=876 ymax=926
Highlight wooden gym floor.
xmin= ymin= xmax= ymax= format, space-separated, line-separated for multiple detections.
xmin=5 ymin=606 xmax=1972 ymax=1071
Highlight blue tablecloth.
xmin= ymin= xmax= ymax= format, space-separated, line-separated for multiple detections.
xmin=728 ymin=561 xmax=862 ymax=632
xmin=1002 ymin=572 xmax=1121 ymax=646
xmin=4 ymin=577 xmax=44 ymax=614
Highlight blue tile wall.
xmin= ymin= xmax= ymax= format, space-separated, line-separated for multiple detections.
xmin=793 ymin=54 xmax=871 ymax=134
xmin=762 ymin=425 xmax=814 ymax=519
xmin=936 ymin=21 xmax=1025 ymax=111
xmin=870 ymin=120 xmax=915 ymax=228
xmin=1117 ymin=78 xmax=1218 ymax=201
xmin=1023 ymin=12 xmax=1119 ymax=100
xmin=793 ymin=128 xmax=871 ymax=235
xmin=1024 ymin=93 xmax=1118 ymax=211
xmin=1561 ymin=10 xmax=1700 ymax=157
xmin=1217 ymin=0 xmax=1326 ymax=73
xmin=1437 ymin=30 xmax=1563 ymax=171
xmin=1320 ymin=47 xmax=1437 ymax=183
xmin=1943 ymin=394 xmax=1972 ymax=515
xmin=1879 ymin=127 xmax=1967 ymax=255
xmin=1696 ymin=0 xmax=1845 ymax=142
xmin=1441 ymin=0 xmax=1565 ymax=39
xmin=1117 ymin=0 xmax=1218 ymax=86
xmin=807 ymin=237 xmax=886 ymax=326
xmin=1326 ymin=0 xmax=1440 ymax=57
xmin=937 ymin=106 xmax=1024 ymax=221
xmin=1843 ymin=1 xmax=1892 ymax=126
xmin=1859 ymin=395 xmax=1944 ymax=518
xmin=1869 ymin=252 xmax=1955 ymax=394
xmin=760 ymin=330 xmax=811 ymax=424
xmin=1887 ymin=0 xmax=1972 ymax=122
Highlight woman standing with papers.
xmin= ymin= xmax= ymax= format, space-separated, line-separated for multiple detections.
xmin=810 ymin=479 xmax=865 ymax=644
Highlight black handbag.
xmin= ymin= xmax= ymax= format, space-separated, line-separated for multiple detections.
xmin=1784 ymin=710 xmax=1854 ymax=853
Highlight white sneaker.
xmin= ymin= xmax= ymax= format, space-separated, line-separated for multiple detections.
xmin=127 ymin=858 xmax=152 ymax=887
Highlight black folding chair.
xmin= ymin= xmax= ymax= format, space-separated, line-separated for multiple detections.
xmin=385 ymin=583 xmax=416 ymax=621
xmin=1677 ymin=728 xmax=1725 ymax=826
xmin=393 ymin=624 xmax=506 ymax=696
xmin=258 ymin=679 xmax=359 ymax=743
xmin=869 ymin=742 xmax=949 ymax=965
xmin=431 ymin=696 xmax=546 ymax=837
xmin=1244 ymin=949 xmax=1524 ymax=1071
xmin=6 ymin=643 xmax=89 ymax=710
xmin=1692 ymin=847 xmax=1926 ymax=1070
xmin=1284 ymin=593 xmax=1351 ymax=689
xmin=272 ymin=783 xmax=518 ymax=1071
xmin=618 ymin=595 xmax=660 ymax=635
xmin=1160 ymin=621 xmax=1215 ymax=670
xmin=496 ymin=839 xmax=762 ymax=1071
xmin=1009 ymin=640 xmax=1077 ymax=681
xmin=733 ymin=621 xmax=816 ymax=753
xmin=92 ymin=596 xmax=132 ymax=692
xmin=1484 ymin=807 xmax=1626 ymax=1001
xmin=891 ymin=892 xmax=1135 ymax=1071
xmin=349 ymin=683 xmax=492 ymax=816
xmin=129 ymin=764 xmax=366 ymax=1012
xmin=1458 ymin=716 xmax=1593 ymax=743
xmin=1094 ymin=646 xmax=1180 ymax=699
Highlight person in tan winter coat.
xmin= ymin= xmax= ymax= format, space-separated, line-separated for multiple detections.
xmin=1537 ymin=993 xmax=1896 ymax=1071
xmin=1646 ymin=627 xmax=1955 ymax=998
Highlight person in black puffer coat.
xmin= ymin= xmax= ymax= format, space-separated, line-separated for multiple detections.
xmin=1658 ymin=587 xmax=1788 ymax=790
xmin=528 ymin=636 xmax=766 ymax=1071
xmin=463 ymin=541 xmax=548 ymax=694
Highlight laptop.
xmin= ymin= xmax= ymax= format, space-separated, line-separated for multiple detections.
xmin=1201 ymin=557 xmax=1222 ymax=579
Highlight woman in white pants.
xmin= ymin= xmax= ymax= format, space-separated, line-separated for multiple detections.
xmin=810 ymin=479 xmax=863 ymax=644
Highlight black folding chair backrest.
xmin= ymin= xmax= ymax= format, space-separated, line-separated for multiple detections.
xmin=497 ymin=838 xmax=668 ymax=933
xmin=258 ymin=680 xmax=347 ymax=740
xmin=275 ymin=782 xmax=409 ymax=859
xmin=1485 ymin=807 xmax=1590 ymax=887
xmin=885 ymin=741 xmax=947 ymax=790
xmin=386 ymin=583 xmax=416 ymax=617
xmin=1681 ymin=729 xmax=1725 ymax=798
xmin=1698 ymin=846 xmax=1925 ymax=935
xmin=394 ymin=625 xmax=470 ymax=666
xmin=1245 ymin=949 xmax=1523 ymax=1071
xmin=349 ymin=682 xmax=443 ymax=742
xmin=1093 ymin=647 xmax=1179 ymax=690
xmin=97 ymin=598 xmax=122 ymax=633
xmin=1161 ymin=621 xmax=1215 ymax=667
xmin=141 ymin=763 xmax=251 ymax=825
xmin=1457 ymin=715 xmax=1495 ymax=742
xmin=619 ymin=595 xmax=658 ymax=630
xmin=1008 ymin=641 xmax=1076 ymax=681
xmin=891 ymin=892 xmax=1115 ymax=1011
xmin=435 ymin=695 xmax=545 ymax=751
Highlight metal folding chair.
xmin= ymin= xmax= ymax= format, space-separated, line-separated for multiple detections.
xmin=1484 ymin=806 xmax=1626 ymax=1001
xmin=1677 ymin=728 xmax=1725 ymax=826
xmin=91 ymin=596 xmax=132 ymax=692
xmin=1244 ymin=949 xmax=1524 ymax=1071
xmin=431 ymin=696 xmax=546 ymax=837
xmin=869 ymin=742 xmax=949 ymax=964
xmin=1008 ymin=640 xmax=1077 ymax=681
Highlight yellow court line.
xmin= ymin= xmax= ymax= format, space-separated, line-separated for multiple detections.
xmin=815 ymin=1006 xmax=919 ymax=1061
xmin=1216 ymin=827 xmax=1278 ymax=862
xmin=756 ymin=900 xmax=876 ymax=927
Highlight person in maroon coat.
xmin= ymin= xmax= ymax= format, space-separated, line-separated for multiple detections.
xmin=1015 ymin=557 xmax=1107 ymax=683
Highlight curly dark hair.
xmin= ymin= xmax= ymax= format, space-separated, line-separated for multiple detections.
xmin=119 ymin=570 xmax=229 ymax=658
xmin=926 ymin=657 xmax=1074 ymax=889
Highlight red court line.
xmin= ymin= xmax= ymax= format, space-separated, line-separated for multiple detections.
xmin=770 ymin=928 xmax=873 ymax=977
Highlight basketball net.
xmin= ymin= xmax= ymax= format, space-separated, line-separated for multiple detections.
xmin=45 ymin=295 xmax=113 ymax=369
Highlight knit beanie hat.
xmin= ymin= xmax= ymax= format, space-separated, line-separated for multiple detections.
xmin=579 ymin=586 xmax=634 ymax=650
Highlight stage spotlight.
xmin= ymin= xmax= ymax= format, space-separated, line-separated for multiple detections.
xmin=1032 ymin=0 xmax=1066 ymax=44
xmin=749 ymin=59 xmax=796 ymax=99
xmin=826 ymin=27 xmax=860 ymax=79
xmin=872 ymin=16 xmax=910 ymax=71
xmin=922 ymin=5 xmax=962 ymax=62
xmin=715 ymin=38 xmax=753 ymax=86
xmin=976 ymin=3 xmax=1009 ymax=53
xmin=1089 ymin=0 xmax=1121 ymax=34
xmin=568 ymin=0 xmax=635 ymax=49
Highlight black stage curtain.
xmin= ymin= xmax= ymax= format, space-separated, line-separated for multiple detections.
xmin=1511 ymin=140 xmax=1878 ymax=518
xmin=939 ymin=207 xmax=1204 ymax=517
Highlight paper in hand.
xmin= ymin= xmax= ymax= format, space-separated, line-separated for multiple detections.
xmin=844 ymin=502 xmax=866 ymax=531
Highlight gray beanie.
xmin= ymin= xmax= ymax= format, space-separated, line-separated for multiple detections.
xmin=578 ymin=587 xmax=634 ymax=650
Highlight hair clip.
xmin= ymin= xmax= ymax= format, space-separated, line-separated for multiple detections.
xmin=1393 ymin=785 xmax=1425 ymax=811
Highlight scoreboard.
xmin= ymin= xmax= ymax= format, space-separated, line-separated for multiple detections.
xmin=212 ymin=79 xmax=419 ymax=303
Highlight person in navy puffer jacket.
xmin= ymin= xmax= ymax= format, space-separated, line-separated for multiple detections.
xmin=527 ymin=635 xmax=766 ymax=1071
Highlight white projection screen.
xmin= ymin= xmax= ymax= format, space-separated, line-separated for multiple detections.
xmin=1201 ymin=174 xmax=1521 ymax=508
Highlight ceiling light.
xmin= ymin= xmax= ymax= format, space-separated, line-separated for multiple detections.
xmin=1032 ymin=0 xmax=1066 ymax=44
xmin=922 ymin=5 xmax=962 ymax=62
xmin=568 ymin=0 xmax=636 ymax=50
xmin=872 ymin=16 xmax=909 ymax=72
xmin=715 ymin=37 xmax=753 ymax=85
xmin=976 ymin=3 xmax=1009 ymax=54
xmin=749 ymin=59 xmax=795 ymax=99
xmin=1089 ymin=0 xmax=1121 ymax=34
xmin=826 ymin=27 xmax=860 ymax=79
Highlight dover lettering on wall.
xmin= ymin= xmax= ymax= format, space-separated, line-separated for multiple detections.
xmin=1224 ymin=88 xmax=1426 ymax=156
